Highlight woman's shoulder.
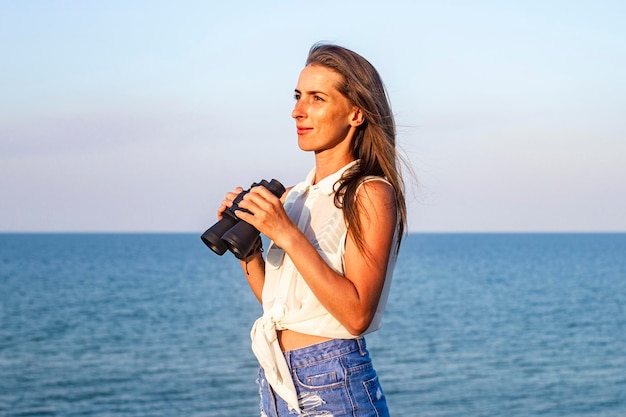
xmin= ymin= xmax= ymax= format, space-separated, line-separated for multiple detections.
xmin=356 ymin=175 xmax=393 ymax=193
xmin=355 ymin=176 xmax=395 ymax=206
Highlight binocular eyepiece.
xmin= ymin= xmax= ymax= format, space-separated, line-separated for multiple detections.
xmin=201 ymin=179 xmax=285 ymax=259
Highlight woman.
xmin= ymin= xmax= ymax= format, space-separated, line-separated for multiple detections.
xmin=218 ymin=43 xmax=407 ymax=416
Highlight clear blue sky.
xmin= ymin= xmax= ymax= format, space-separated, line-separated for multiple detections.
xmin=1 ymin=1 xmax=625 ymax=232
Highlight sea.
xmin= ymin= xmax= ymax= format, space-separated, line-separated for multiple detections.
xmin=1 ymin=233 xmax=625 ymax=417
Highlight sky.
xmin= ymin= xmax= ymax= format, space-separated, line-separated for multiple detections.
xmin=1 ymin=0 xmax=625 ymax=233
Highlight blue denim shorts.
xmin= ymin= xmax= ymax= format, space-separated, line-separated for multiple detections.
xmin=257 ymin=337 xmax=390 ymax=417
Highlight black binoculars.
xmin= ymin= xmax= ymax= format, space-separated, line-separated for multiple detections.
xmin=201 ymin=179 xmax=285 ymax=259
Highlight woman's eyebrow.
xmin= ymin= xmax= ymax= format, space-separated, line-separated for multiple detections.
xmin=294 ymin=88 xmax=329 ymax=96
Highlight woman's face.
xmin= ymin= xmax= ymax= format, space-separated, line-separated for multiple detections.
xmin=292 ymin=64 xmax=361 ymax=155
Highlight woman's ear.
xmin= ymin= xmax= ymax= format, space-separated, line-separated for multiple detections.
xmin=349 ymin=107 xmax=365 ymax=127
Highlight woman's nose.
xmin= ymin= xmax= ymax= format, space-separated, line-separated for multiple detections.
xmin=292 ymin=100 xmax=305 ymax=119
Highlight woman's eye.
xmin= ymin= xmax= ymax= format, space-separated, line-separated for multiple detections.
xmin=293 ymin=93 xmax=300 ymax=100
xmin=313 ymin=95 xmax=324 ymax=101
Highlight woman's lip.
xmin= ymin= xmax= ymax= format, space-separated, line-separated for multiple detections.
xmin=296 ymin=127 xmax=313 ymax=135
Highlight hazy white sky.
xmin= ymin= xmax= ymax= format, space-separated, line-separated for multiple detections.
xmin=1 ymin=1 xmax=625 ymax=232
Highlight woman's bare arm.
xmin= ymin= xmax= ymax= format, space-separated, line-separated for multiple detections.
xmin=218 ymin=187 xmax=266 ymax=304
xmin=236 ymin=180 xmax=396 ymax=334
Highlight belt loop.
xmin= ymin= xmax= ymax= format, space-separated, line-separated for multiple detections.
xmin=357 ymin=337 xmax=367 ymax=356
xmin=284 ymin=350 xmax=291 ymax=369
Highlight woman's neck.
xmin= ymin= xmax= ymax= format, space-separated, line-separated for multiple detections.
xmin=313 ymin=151 xmax=354 ymax=185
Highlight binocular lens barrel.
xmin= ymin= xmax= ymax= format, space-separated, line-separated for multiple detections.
xmin=200 ymin=213 xmax=238 ymax=255
xmin=222 ymin=221 xmax=261 ymax=259
xmin=201 ymin=179 xmax=285 ymax=259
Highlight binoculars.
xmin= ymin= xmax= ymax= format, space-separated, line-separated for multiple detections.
xmin=201 ymin=179 xmax=285 ymax=259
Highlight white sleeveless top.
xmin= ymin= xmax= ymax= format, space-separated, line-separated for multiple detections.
xmin=249 ymin=161 xmax=398 ymax=412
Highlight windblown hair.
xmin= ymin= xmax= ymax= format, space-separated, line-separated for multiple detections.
xmin=305 ymin=43 xmax=407 ymax=253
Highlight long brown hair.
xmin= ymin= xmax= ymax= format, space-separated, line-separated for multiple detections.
xmin=305 ymin=43 xmax=408 ymax=254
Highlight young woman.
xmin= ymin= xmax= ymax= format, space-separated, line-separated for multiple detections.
xmin=217 ymin=43 xmax=407 ymax=416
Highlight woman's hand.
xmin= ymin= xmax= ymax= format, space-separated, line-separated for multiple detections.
xmin=217 ymin=186 xmax=244 ymax=220
xmin=234 ymin=185 xmax=297 ymax=247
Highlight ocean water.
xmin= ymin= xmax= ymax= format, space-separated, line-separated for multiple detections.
xmin=1 ymin=233 xmax=625 ymax=416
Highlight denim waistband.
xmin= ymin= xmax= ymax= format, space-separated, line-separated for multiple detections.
xmin=283 ymin=337 xmax=367 ymax=368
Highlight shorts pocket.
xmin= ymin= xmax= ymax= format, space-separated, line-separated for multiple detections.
xmin=305 ymin=370 xmax=338 ymax=386
xmin=292 ymin=358 xmax=346 ymax=390
xmin=363 ymin=375 xmax=389 ymax=416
